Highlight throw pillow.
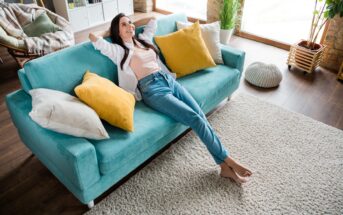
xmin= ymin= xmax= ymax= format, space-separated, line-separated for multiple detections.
xmin=154 ymin=21 xmax=216 ymax=78
xmin=75 ymin=71 xmax=136 ymax=132
xmin=29 ymin=88 xmax=109 ymax=140
xmin=23 ymin=12 xmax=61 ymax=37
xmin=177 ymin=21 xmax=223 ymax=64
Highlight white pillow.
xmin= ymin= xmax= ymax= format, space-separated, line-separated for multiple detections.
xmin=176 ymin=21 xmax=223 ymax=64
xmin=29 ymin=88 xmax=109 ymax=140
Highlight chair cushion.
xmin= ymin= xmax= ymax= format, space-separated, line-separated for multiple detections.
xmin=75 ymin=71 xmax=135 ymax=132
xmin=23 ymin=12 xmax=61 ymax=37
xmin=90 ymin=64 xmax=240 ymax=174
xmin=154 ymin=21 xmax=216 ymax=78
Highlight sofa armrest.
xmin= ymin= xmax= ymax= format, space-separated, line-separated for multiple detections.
xmin=5 ymin=90 xmax=101 ymax=192
xmin=221 ymin=44 xmax=246 ymax=76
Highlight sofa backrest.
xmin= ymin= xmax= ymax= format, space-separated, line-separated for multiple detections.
xmin=23 ymin=41 xmax=117 ymax=95
xmin=155 ymin=13 xmax=187 ymax=36
xmin=19 ymin=13 xmax=187 ymax=95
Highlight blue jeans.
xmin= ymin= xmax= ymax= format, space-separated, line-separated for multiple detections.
xmin=138 ymin=71 xmax=229 ymax=165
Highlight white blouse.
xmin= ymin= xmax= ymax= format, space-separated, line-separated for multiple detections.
xmin=91 ymin=19 xmax=176 ymax=101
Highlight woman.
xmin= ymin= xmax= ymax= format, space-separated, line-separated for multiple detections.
xmin=89 ymin=13 xmax=252 ymax=184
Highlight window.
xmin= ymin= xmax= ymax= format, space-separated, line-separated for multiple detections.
xmin=241 ymin=0 xmax=325 ymax=45
xmin=155 ymin=0 xmax=207 ymax=20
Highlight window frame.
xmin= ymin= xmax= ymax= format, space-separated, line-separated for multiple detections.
xmin=152 ymin=0 xmax=329 ymax=51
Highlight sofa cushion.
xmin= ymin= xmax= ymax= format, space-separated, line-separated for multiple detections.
xmin=154 ymin=22 xmax=216 ymax=78
xmin=178 ymin=64 xmax=241 ymax=112
xmin=24 ymin=41 xmax=117 ymax=95
xmin=155 ymin=22 xmax=216 ymax=78
xmin=135 ymin=13 xmax=188 ymax=65
xmin=75 ymin=71 xmax=135 ymax=132
xmin=89 ymin=102 xmax=180 ymax=174
xmin=29 ymin=88 xmax=109 ymax=140
xmin=177 ymin=21 xmax=223 ymax=64
xmin=90 ymin=64 xmax=240 ymax=174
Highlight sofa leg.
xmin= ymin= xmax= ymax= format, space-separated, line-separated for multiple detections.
xmin=87 ymin=200 xmax=94 ymax=209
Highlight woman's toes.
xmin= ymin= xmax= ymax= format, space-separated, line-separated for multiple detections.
xmin=244 ymin=170 xmax=252 ymax=177
xmin=224 ymin=157 xmax=252 ymax=177
xmin=235 ymin=166 xmax=252 ymax=177
xmin=220 ymin=165 xmax=249 ymax=185
xmin=237 ymin=177 xmax=248 ymax=184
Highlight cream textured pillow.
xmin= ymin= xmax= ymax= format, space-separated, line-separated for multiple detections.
xmin=177 ymin=21 xmax=223 ymax=64
xmin=29 ymin=88 xmax=109 ymax=140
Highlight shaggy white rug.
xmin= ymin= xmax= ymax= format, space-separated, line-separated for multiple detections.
xmin=86 ymin=93 xmax=343 ymax=215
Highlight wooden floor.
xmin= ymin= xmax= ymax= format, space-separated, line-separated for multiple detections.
xmin=0 ymin=13 xmax=342 ymax=215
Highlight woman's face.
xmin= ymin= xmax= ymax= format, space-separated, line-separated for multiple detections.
xmin=119 ymin=16 xmax=135 ymax=42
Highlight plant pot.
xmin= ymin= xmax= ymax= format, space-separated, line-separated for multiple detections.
xmin=220 ymin=29 xmax=234 ymax=44
xmin=287 ymin=40 xmax=325 ymax=73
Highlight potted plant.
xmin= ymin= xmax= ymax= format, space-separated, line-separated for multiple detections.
xmin=287 ymin=0 xmax=343 ymax=73
xmin=219 ymin=0 xmax=240 ymax=44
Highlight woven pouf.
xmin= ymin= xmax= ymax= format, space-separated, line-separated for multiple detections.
xmin=244 ymin=62 xmax=282 ymax=88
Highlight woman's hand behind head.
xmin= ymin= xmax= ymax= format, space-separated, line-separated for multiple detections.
xmin=89 ymin=33 xmax=98 ymax=42
xmin=89 ymin=30 xmax=111 ymax=42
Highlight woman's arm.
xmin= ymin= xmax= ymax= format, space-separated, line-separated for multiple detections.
xmin=89 ymin=30 xmax=117 ymax=62
xmin=137 ymin=17 xmax=157 ymax=43
xmin=89 ymin=30 xmax=110 ymax=42
xmin=133 ymin=16 xmax=156 ymax=27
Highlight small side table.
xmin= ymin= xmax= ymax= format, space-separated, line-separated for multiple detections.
xmin=338 ymin=61 xmax=343 ymax=81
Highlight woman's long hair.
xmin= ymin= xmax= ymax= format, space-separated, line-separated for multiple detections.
xmin=110 ymin=13 xmax=159 ymax=70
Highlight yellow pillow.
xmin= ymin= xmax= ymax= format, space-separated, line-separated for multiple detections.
xmin=154 ymin=21 xmax=216 ymax=78
xmin=75 ymin=71 xmax=135 ymax=132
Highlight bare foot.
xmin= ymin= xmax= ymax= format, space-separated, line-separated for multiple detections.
xmin=224 ymin=156 xmax=252 ymax=177
xmin=220 ymin=163 xmax=248 ymax=184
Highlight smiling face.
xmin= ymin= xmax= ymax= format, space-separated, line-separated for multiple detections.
xmin=119 ymin=16 xmax=135 ymax=42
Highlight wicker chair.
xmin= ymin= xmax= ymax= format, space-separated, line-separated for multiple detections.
xmin=0 ymin=27 xmax=44 ymax=67
xmin=0 ymin=0 xmax=71 ymax=68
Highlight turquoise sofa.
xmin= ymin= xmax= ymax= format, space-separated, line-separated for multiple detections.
xmin=5 ymin=13 xmax=245 ymax=207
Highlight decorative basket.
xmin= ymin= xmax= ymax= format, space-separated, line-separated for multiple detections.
xmin=338 ymin=61 xmax=343 ymax=81
xmin=287 ymin=40 xmax=325 ymax=73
